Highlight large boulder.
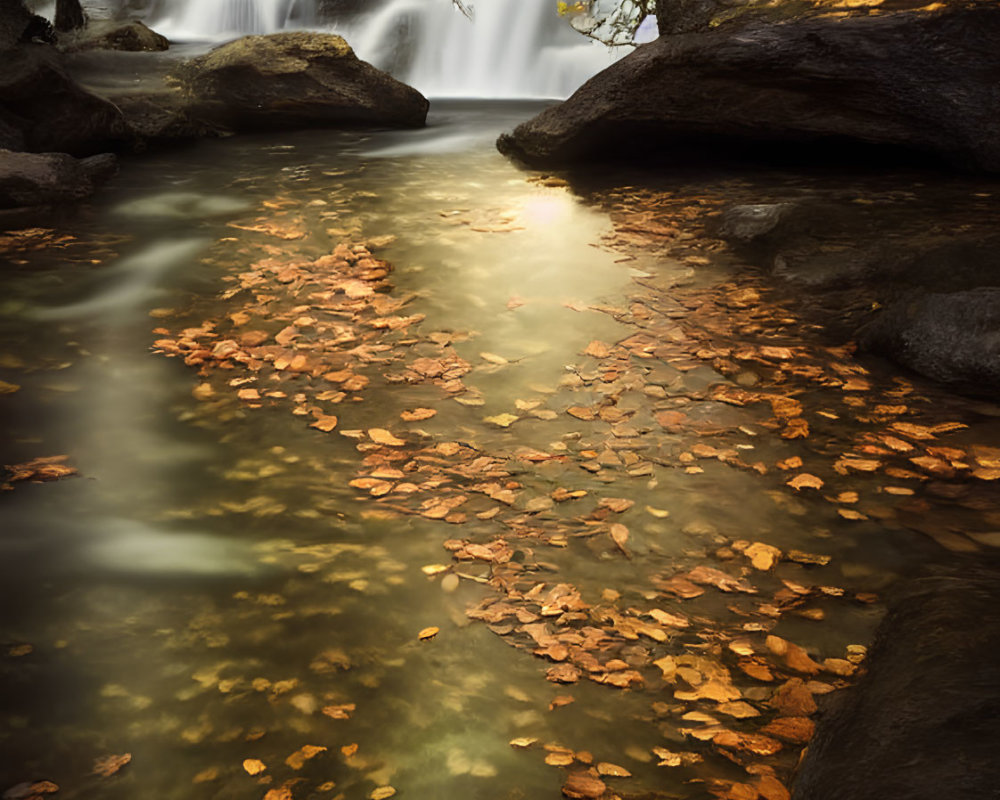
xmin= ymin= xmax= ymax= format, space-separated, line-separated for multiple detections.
xmin=0 ymin=46 xmax=130 ymax=156
xmin=792 ymin=561 xmax=1000 ymax=800
xmin=857 ymin=290 xmax=1000 ymax=397
xmin=498 ymin=6 xmax=1000 ymax=172
xmin=174 ymin=32 xmax=429 ymax=132
xmin=0 ymin=149 xmax=116 ymax=228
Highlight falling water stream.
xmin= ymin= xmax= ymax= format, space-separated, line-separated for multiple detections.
xmin=3 ymin=3 xmax=1000 ymax=800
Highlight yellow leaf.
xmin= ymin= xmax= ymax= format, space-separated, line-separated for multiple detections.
xmin=285 ymin=745 xmax=327 ymax=770
xmin=484 ymin=413 xmax=519 ymax=427
xmin=368 ymin=428 xmax=406 ymax=446
xmin=787 ymin=473 xmax=823 ymax=491
xmin=370 ymin=787 xmax=396 ymax=800
xmin=418 ymin=626 xmax=440 ymax=640
xmin=242 ymin=758 xmax=266 ymax=776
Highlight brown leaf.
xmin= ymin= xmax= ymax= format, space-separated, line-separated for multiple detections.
xmin=546 ymin=663 xmax=581 ymax=684
xmin=309 ymin=414 xmax=338 ymax=432
xmin=712 ymin=730 xmax=783 ymax=756
xmin=567 ymin=405 xmax=597 ymax=421
xmin=285 ymin=745 xmax=327 ymax=770
xmin=321 ymin=703 xmax=356 ymax=720
xmin=787 ymin=473 xmax=823 ymax=491
xmin=598 ymin=497 xmax=635 ymax=513
xmin=368 ymin=428 xmax=406 ymax=446
xmin=652 ymin=747 xmax=703 ymax=767
xmin=549 ymin=695 xmax=575 ymax=710
xmin=242 ymin=758 xmax=266 ymax=776
xmin=744 ymin=542 xmax=781 ymax=571
xmin=583 ymin=340 xmax=613 ymax=358
xmin=418 ymin=626 xmax=440 ymax=640
xmin=765 ymin=636 xmax=822 ymax=674
xmin=686 ymin=566 xmax=756 ymax=594
xmin=609 ymin=523 xmax=630 ymax=556
xmin=770 ymin=678 xmax=818 ymax=716
xmin=596 ymin=762 xmax=631 ymax=777
xmin=761 ymin=716 xmax=815 ymax=744
xmin=369 ymin=788 xmax=396 ymax=800
xmin=93 ymin=754 xmax=131 ymax=778
xmin=562 ymin=771 xmax=607 ymax=799
xmin=400 ymin=408 xmax=437 ymax=422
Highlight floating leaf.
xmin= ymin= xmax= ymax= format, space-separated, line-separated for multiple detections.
xmin=401 ymin=408 xmax=437 ymax=421
xmin=242 ymin=758 xmax=266 ymax=776
xmin=418 ymin=627 xmax=440 ymax=640
xmin=93 ymin=754 xmax=131 ymax=777
xmin=321 ymin=703 xmax=356 ymax=720
xmin=285 ymin=745 xmax=327 ymax=770
xmin=787 ymin=473 xmax=823 ymax=490
xmin=368 ymin=428 xmax=406 ymax=446
xmin=484 ymin=413 xmax=519 ymax=428
xmin=369 ymin=788 xmax=396 ymax=800
xmin=310 ymin=414 xmax=338 ymax=432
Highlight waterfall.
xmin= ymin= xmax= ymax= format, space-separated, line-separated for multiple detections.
xmin=151 ymin=0 xmax=314 ymax=39
xmin=149 ymin=0 xmax=628 ymax=99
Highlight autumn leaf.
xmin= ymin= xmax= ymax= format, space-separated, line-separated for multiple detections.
xmin=743 ymin=542 xmax=781 ymax=571
xmin=322 ymin=703 xmax=356 ymax=720
xmin=285 ymin=745 xmax=327 ymax=770
xmin=242 ymin=758 xmax=266 ymax=776
xmin=368 ymin=428 xmax=405 ymax=446
xmin=401 ymin=407 xmax=437 ymax=421
xmin=562 ymin=772 xmax=607 ymax=799
xmin=583 ymin=340 xmax=612 ymax=358
xmin=787 ymin=473 xmax=823 ymax=490
xmin=309 ymin=414 xmax=338 ymax=432
xmin=93 ymin=753 xmax=132 ymax=777
xmin=609 ymin=523 xmax=630 ymax=556
xmin=369 ymin=787 xmax=396 ymax=800
xmin=418 ymin=626 xmax=440 ymax=640
xmin=484 ymin=413 xmax=519 ymax=428
xmin=480 ymin=352 xmax=509 ymax=365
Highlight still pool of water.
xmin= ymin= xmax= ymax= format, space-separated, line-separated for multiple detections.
xmin=1 ymin=101 xmax=997 ymax=800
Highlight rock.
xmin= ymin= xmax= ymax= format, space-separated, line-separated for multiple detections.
xmin=0 ymin=148 xmax=116 ymax=209
xmin=857 ymin=290 xmax=1000 ymax=397
xmin=0 ymin=46 xmax=130 ymax=156
xmin=174 ymin=32 xmax=428 ymax=132
xmin=0 ymin=0 xmax=32 ymax=51
xmin=498 ymin=6 xmax=1000 ymax=172
xmin=715 ymin=203 xmax=797 ymax=244
xmin=67 ymin=20 xmax=169 ymax=52
xmin=113 ymin=92 xmax=221 ymax=145
xmin=792 ymin=560 xmax=1000 ymax=800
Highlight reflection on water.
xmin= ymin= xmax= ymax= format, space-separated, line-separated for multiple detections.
xmin=0 ymin=102 xmax=995 ymax=800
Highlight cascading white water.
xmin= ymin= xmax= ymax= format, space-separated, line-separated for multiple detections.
xmin=149 ymin=0 xmax=629 ymax=98
xmin=340 ymin=0 xmax=627 ymax=99
xmin=152 ymin=0 xmax=312 ymax=39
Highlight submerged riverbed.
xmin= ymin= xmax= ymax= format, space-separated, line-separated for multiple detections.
xmin=1 ymin=102 xmax=998 ymax=800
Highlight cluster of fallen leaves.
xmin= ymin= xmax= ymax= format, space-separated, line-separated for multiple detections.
xmin=137 ymin=173 xmax=1000 ymax=800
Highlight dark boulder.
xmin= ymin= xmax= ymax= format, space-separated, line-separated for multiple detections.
xmin=67 ymin=20 xmax=169 ymax=52
xmin=174 ymin=32 xmax=429 ymax=132
xmin=857 ymin=290 xmax=1000 ymax=397
xmin=792 ymin=561 xmax=1000 ymax=800
xmin=498 ymin=6 xmax=1000 ymax=172
xmin=0 ymin=148 xmax=116 ymax=209
xmin=0 ymin=46 xmax=130 ymax=156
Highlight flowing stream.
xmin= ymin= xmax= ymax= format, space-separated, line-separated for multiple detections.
xmin=3 ymin=100 xmax=999 ymax=800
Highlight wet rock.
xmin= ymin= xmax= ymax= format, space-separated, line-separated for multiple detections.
xmin=0 ymin=148 xmax=117 ymax=209
xmin=857 ymin=290 xmax=1000 ymax=397
xmin=498 ymin=6 xmax=1000 ymax=172
xmin=174 ymin=32 xmax=429 ymax=133
xmin=792 ymin=560 xmax=1000 ymax=800
xmin=66 ymin=20 xmax=169 ymax=52
xmin=0 ymin=0 xmax=32 ymax=51
xmin=0 ymin=46 xmax=129 ymax=156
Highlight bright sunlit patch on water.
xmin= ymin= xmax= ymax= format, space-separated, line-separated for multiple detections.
xmin=113 ymin=192 xmax=252 ymax=220
xmin=520 ymin=193 xmax=574 ymax=226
